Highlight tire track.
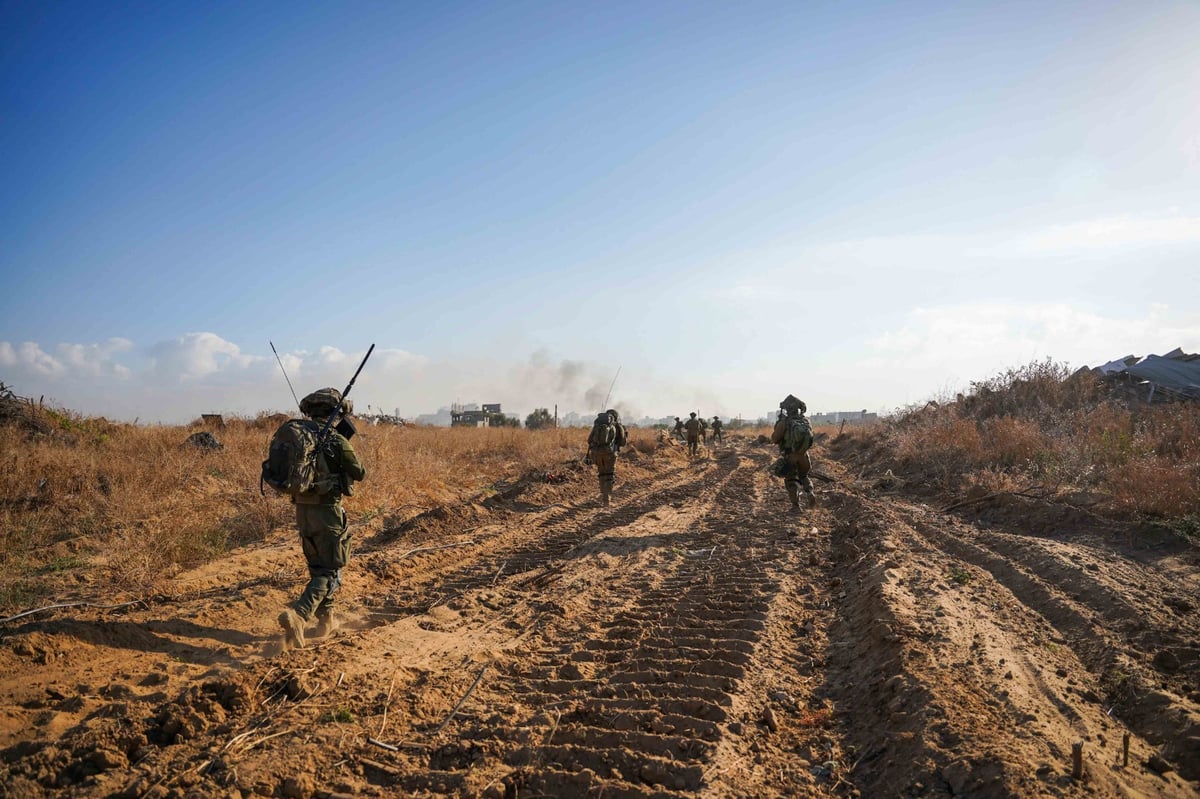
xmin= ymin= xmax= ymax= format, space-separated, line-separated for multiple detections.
xmin=426 ymin=452 xmax=802 ymax=797
xmin=820 ymin=483 xmax=1199 ymax=797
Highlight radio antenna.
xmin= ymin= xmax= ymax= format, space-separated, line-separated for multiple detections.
xmin=270 ymin=341 xmax=302 ymax=410
xmin=600 ymin=366 xmax=621 ymax=412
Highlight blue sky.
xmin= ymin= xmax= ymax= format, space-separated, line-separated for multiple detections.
xmin=3 ymin=0 xmax=1199 ymax=423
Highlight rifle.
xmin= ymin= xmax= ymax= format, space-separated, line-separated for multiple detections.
xmin=315 ymin=344 xmax=375 ymax=445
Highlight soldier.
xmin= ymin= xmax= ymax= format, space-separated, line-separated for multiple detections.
xmin=711 ymin=416 xmax=724 ymax=444
xmin=699 ymin=415 xmax=708 ymax=443
xmin=278 ymin=388 xmax=366 ymax=650
xmin=770 ymin=394 xmax=816 ymax=510
xmin=683 ymin=411 xmax=702 ymax=457
xmin=673 ymin=416 xmax=685 ymax=442
xmin=587 ymin=409 xmax=628 ymax=506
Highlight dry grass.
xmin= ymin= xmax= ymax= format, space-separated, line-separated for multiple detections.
xmin=844 ymin=359 xmax=1200 ymax=528
xmin=0 ymin=410 xmax=660 ymax=612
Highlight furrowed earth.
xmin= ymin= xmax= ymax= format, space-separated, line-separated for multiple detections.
xmin=1 ymin=433 xmax=1197 ymax=798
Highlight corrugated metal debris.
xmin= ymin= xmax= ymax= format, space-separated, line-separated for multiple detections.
xmin=1085 ymin=347 xmax=1200 ymax=401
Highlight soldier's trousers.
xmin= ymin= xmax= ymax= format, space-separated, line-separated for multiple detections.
xmin=783 ymin=450 xmax=814 ymax=504
xmin=294 ymin=502 xmax=352 ymax=621
xmin=593 ymin=449 xmax=616 ymax=499
xmin=687 ymin=435 xmax=699 ymax=456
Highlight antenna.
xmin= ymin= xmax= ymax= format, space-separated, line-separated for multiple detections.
xmin=270 ymin=341 xmax=302 ymax=410
xmin=599 ymin=366 xmax=621 ymax=413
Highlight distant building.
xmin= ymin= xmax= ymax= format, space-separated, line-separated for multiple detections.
xmin=451 ymin=402 xmax=502 ymax=427
xmin=810 ymin=409 xmax=878 ymax=425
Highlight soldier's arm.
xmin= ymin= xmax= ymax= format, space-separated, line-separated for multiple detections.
xmin=770 ymin=420 xmax=786 ymax=446
xmin=335 ymin=435 xmax=367 ymax=481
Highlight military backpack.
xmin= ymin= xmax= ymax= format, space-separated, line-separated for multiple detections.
xmin=783 ymin=415 xmax=814 ymax=453
xmin=590 ymin=414 xmax=617 ymax=450
xmin=261 ymin=420 xmax=339 ymax=498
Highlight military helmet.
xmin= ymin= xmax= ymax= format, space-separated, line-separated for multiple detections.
xmin=689 ymin=411 xmax=697 ymax=418
xmin=779 ymin=394 xmax=806 ymax=413
xmin=605 ymin=408 xmax=620 ymax=422
xmin=300 ymin=387 xmax=347 ymax=417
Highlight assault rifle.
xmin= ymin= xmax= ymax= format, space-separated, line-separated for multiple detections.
xmin=316 ymin=343 xmax=375 ymax=444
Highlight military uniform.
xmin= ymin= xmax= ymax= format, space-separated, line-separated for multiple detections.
xmin=587 ymin=409 xmax=627 ymax=506
xmin=711 ymin=417 xmax=724 ymax=443
xmin=279 ymin=389 xmax=366 ymax=649
xmin=683 ymin=413 xmax=702 ymax=457
xmin=673 ymin=417 xmax=685 ymax=441
xmin=770 ymin=395 xmax=816 ymax=510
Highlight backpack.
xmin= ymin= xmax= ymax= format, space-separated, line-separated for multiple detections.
xmin=261 ymin=420 xmax=338 ymax=498
xmin=783 ymin=416 xmax=813 ymax=453
xmin=590 ymin=414 xmax=617 ymax=449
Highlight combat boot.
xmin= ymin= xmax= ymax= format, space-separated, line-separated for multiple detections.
xmin=805 ymin=490 xmax=818 ymax=509
xmin=278 ymin=609 xmax=306 ymax=650
xmin=314 ymin=613 xmax=337 ymax=638
xmin=786 ymin=481 xmax=801 ymax=510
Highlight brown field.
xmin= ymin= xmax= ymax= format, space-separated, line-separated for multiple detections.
xmin=1 ymin=368 xmax=1197 ymax=798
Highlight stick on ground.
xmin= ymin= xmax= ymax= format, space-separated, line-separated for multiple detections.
xmin=433 ymin=664 xmax=489 ymax=735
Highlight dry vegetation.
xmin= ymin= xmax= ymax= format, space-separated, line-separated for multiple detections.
xmin=834 ymin=359 xmax=1200 ymax=536
xmin=5 ymin=358 xmax=1195 ymax=618
xmin=0 ymin=407 xmax=660 ymax=614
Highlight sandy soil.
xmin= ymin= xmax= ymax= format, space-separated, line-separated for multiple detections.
xmin=1 ymin=434 xmax=1197 ymax=798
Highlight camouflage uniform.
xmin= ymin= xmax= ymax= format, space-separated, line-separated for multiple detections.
xmin=279 ymin=390 xmax=366 ymax=648
xmin=587 ymin=409 xmax=627 ymax=506
xmin=673 ymin=417 xmax=685 ymax=441
xmin=683 ymin=413 xmax=702 ymax=457
xmin=770 ymin=395 xmax=816 ymax=510
xmin=711 ymin=417 xmax=724 ymax=443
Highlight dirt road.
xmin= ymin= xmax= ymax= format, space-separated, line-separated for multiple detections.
xmin=2 ymin=435 xmax=1197 ymax=798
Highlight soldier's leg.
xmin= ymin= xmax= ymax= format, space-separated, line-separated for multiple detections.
xmin=785 ymin=478 xmax=801 ymax=508
xmin=596 ymin=451 xmax=615 ymax=505
xmin=796 ymin=452 xmax=817 ymax=507
xmin=296 ymin=505 xmax=351 ymax=622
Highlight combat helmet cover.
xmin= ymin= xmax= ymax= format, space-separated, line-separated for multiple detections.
xmin=300 ymin=388 xmax=350 ymax=417
xmin=779 ymin=394 xmax=807 ymax=413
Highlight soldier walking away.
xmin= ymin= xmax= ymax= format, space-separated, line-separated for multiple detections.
xmin=699 ymin=415 xmax=708 ymax=443
xmin=673 ymin=416 xmax=685 ymax=442
xmin=683 ymin=411 xmax=703 ymax=457
xmin=771 ymin=394 xmax=817 ymax=511
xmin=275 ymin=389 xmax=366 ymax=649
xmin=711 ymin=416 xmax=724 ymax=444
xmin=587 ymin=409 xmax=628 ymax=506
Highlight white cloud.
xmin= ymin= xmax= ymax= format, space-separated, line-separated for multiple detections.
xmin=862 ymin=302 xmax=1200 ymax=405
xmin=3 ymin=314 xmax=1196 ymax=424
xmin=1 ymin=341 xmax=64 ymax=377
xmin=0 ymin=338 xmax=134 ymax=379
xmin=57 ymin=338 xmax=134 ymax=378
xmin=1018 ymin=214 xmax=1200 ymax=253
xmin=148 ymin=332 xmax=259 ymax=381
